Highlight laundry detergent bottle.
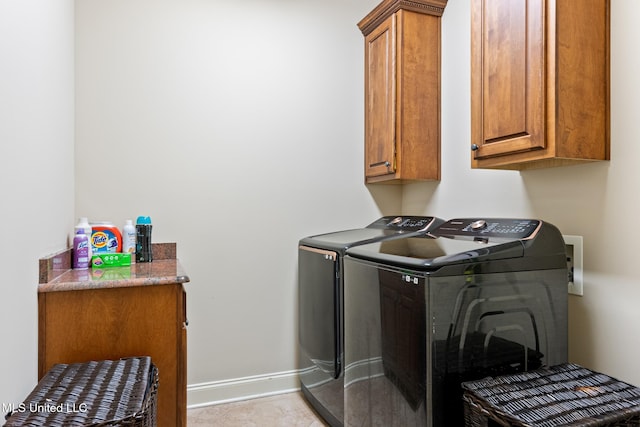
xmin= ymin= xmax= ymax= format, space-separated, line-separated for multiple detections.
xmin=136 ymin=216 xmax=153 ymax=263
xmin=73 ymin=229 xmax=90 ymax=270
xmin=122 ymin=219 xmax=136 ymax=254
xmin=75 ymin=217 xmax=92 ymax=259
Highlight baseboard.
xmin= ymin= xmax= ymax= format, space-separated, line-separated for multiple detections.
xmin=187 ymin=358 xmax=384 ymax=409
xmin=187 ymin=369 xmax=302 ymax=409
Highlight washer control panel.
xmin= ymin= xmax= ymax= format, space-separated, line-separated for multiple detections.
xmin=367 ymin=216 xmax=438 ymax=232
xmin=433 ymin=218 xmax=542 ymax=240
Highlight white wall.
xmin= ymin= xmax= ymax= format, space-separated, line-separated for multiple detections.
xmin=74 ymin=0 xmax=399 ymax=405
xmin=405 ymin=0 xmax=640 ymax=385
xmin=0 ymin=0 xmax=75 ymax=406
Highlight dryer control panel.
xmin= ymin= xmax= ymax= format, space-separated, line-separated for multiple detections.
xmin=433 ymin=218 xmax=542 ymax=240
xmin=367 ymin=216 xmax=439 ymax=232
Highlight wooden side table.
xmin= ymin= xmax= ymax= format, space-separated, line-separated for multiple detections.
xmin=38 ymin=244 xmax=188 ymax=427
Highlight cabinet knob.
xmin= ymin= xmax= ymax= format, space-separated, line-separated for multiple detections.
xmin=471 ymin=144 xmax=479 ymax=151
xmin=471 ymin=219 xmax=487 ymax=230
xmin=370 ymin=160 xmax=391 ymax=168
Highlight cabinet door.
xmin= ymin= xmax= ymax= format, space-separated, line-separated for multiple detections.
xmin=364 ymin=14 xmax=396 ymax=178
xmin=471 ymin=0 xmax=545 ymax=161
xmin=38 ymin=285 xmax=185 ymax=427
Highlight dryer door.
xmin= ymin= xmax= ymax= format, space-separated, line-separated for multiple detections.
xmin=298 ymin=246 xmax=340 ymax=379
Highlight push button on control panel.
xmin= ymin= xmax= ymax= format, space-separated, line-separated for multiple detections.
xmin=471 ymin=220 xmax=487 ymax=230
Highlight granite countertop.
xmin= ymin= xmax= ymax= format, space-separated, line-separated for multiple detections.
xmin=38 ymin=243 xmax=189 ymax=293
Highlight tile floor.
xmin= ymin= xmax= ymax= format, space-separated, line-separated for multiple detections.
xmin=187 ymin=392 xmax=329 ymax=426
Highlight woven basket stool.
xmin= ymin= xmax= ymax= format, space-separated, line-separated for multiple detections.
xmin=462 ymin=363 xmax=640 ymax=427
xmin=4 ymin=356 xmax=158 ymax=427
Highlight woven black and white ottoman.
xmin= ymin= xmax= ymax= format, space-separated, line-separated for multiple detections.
xmin=4 ymin=357 xmax=158 ymax=427
xmin=462 ymin=363 xmax=640 ymax=427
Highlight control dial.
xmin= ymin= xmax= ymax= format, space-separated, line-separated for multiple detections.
xmin=470 ymin=220 xmax=487 ymax=230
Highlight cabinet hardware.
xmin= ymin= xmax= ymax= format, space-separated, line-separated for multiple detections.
xmin=369 ymin=161 xmax=391 ymax=168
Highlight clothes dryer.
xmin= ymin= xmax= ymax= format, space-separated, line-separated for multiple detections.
xmin=343 ymin=218 xmax=568 ymax=427
xmin=298 ymin=216 xmax=444 ymax=427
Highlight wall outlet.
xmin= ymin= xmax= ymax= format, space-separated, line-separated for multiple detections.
xmin=563 ymin=235 xmax=583 ymax=296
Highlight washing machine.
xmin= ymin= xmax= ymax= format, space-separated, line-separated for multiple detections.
xmin=343 ymin=218 xmax=568 ymax=427
xmin=298 ymin=216 xmax=445 ymax=427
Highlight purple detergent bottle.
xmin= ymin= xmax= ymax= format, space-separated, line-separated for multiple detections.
xmin=73 ymin=229 xmax=90 ymax=269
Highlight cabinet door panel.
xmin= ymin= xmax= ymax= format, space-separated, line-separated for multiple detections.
xmin=39 ymin=285 xmax=184 ymax=427
xmin=472 ymin=0 xmax=545 ymax=160
xmin=365 ymin=15 xmax=396 ymax=178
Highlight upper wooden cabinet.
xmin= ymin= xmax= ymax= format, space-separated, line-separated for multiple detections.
xmin=359 ymin=0 xmax=447 ymax=184
xmin=471 ymin=0 xmax=610 ymax=170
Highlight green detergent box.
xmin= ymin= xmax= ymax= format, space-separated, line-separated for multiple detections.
xmin=91 ymin=253 xmax=131 ymax=268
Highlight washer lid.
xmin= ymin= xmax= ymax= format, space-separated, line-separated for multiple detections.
xmin=345 ymin=235 xmax=522 ymax=270
xmin=299 ymin=216 xmax=443 ymax=253
xmin=345 ymin=218 xmax=565 ymax=272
